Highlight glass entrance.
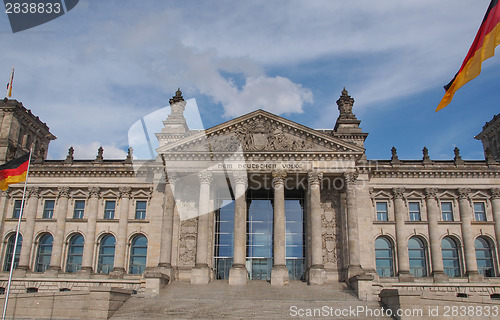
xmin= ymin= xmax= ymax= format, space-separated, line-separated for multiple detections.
xmin=247 ymin=198 xmax=273 ymax=280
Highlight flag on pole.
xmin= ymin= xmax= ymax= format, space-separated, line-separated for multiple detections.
xmin=436 ymin=0 xmax=500 ymax=111
xmin=0 ymin=153 xmax=30 ymax=191
xmin=6 ymin=67 xmax=14 ymax=98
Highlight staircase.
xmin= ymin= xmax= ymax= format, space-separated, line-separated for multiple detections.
xmin=111 ymin=281 xmax=391 ymax=320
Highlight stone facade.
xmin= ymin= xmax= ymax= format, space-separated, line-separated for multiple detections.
xmin=0 ymin=90 xmax=499 ymax=309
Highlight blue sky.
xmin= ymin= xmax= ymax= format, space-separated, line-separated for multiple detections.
xmin=0 ymin=0 xmax=498 ymax=160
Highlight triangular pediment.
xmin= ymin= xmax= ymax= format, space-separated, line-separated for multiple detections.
xmin=157 ymin=110 xmax=364 ymax=156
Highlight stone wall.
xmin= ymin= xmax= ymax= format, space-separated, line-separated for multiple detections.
xmin=1 ymin=286 xmax=132 ymax=319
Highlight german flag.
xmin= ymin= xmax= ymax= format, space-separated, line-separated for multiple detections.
xmin=0 ymin=154 xmax=30 ymax=191
xmin=436 ymin=0 xmax=500 ymax=111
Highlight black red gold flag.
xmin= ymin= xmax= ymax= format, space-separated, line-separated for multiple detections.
xmin=437 ymin=0 xmax=500 ymax=111
xmin=0 ymin=153 xmax=30 ymax=191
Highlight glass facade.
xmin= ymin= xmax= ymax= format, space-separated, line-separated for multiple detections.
xmin=66 ymin=234 xmax=84 ymax=273
xmin=214 ymin=200 xmax=234 ymax=280
xmin=213 ymin=190 xmax=305 ymax=281
xmin=285 ymin=199 xmax=305 ymax=281
xmin=247 ymin=198 xmax=273 ymax=280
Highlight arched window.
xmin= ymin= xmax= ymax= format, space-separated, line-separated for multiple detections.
xmin=475 ymin=237 xmax=495 ymax=277
xmin=375 ymin=237 xmax=394 ymax=277
xmin=35 ymin=234 xmax=53 ymax=272
xmin=66 ymin=234 xmax=84 ymax=273
xmin=129 ymin=235 xmax=147 ymax=274
xmin=442 ymin=237 xmax=461 ymax=277
xmin=97 ymin=234 xmax=115 ymax=274
xmin=3 ymin=234 xmax=22 ymax=271
xmin=408 ymin=237 xmax=427 ymax=277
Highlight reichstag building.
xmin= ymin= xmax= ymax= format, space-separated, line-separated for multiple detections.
xmin=0 ymin=89 xmax=499 ymax=306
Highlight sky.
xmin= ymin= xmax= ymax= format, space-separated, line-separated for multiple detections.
xmin=0 ymin=0 xmax=499 ymax=161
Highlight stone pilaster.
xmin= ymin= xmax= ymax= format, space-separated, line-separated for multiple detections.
xmin=271 ymin=171 xmax=289 ymax=286
xmin=17 ymin=187 xmax=39 ymax=273
xmin=307 ymin=171 xmax=326 ymax=285
xmin=229 ymin=171 xmax=248 ymax=285
xmin=47 ymin=187 xmax=70 ymax=273
xmin=425 ymin=188 xmax=447 ymax=282
xmin=158 ymin=173 xmax=177 ymax=276
xmin=80 ymin=186 xmax=100 ymax=275
xmin=345 ymin=173 xmax=363 ymax=280
xmin=111 ymin=187 xmax=131 ymax=277
xmin=0 ymin=190 xmax=11 ymax=236
xmin=191 ymin=170 xmax=212 ymax=284
xmin=458 ymin=188 xmax=482 ymax=282
xmin=392 ymin=187 xmax=413 ymax=282
xmin=492 ymin=189 xmax=500 ymax=267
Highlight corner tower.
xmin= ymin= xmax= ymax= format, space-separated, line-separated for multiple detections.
xmin=0 ymin=98 xmax=56 ymax=164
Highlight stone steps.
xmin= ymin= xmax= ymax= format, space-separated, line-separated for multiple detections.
xmin=111 ymin=281 xmax=391 ymax=319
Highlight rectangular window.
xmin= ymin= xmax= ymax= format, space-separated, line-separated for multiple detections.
xmin=376 ymin=202 xmax=388 ymax=221
xmin=12 ymin=200 xmax=22 ymax=219
xmin=473 ymin=202 xmax=487 ymax=221
xmin=73 ymin=200 xmax=85 ymax=219
xmin=104 ymin=201 xmax=116 ymax=219
xmin=409 ymin=202 xmax=421 ymax=221
xmin=135 ymin=200 xmax=147 ymax=219
xmin=441 ymin=202 xmax=454 ymax=221
xmin=42 ymin=200 xmax=55 ymax=219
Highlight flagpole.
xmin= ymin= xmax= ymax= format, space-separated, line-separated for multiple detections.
xmin=2 ymin=149 xmax=32 ymax=320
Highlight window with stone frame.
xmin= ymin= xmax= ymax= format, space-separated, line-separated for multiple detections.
xmin=104 ymin=200 xmax=116 ymax=219
xmin=135 ymin=200 xmax=147 ymax=220
xmin=73 ymin=200 xmax=85 ymax=219
xmin=375 ymin=201 xmax=389 ymax=221
xmin=408 ymin=202 xmax=421 ymax=221
xmin=12 ymin=199 xmax=22 ymax=219
xmin=473 ymin=202 xmax=487 ymax=221
xmin=440 ymin=201 xmax=454 ymax=221
xmin=42 ymin=199 xmax=55 ymax=219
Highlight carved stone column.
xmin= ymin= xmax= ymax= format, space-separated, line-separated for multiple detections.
xmin=48 ymin=187 xmax=70 ymax=273
xmin=158 ymin=173 xmax=177 ymax=274
xmin=345 ymin=173 xmax=363 ymax=280
xmin=191 ymin=170 xmax=212 ymax=284
xmin=458 ymin=188 xmax=482 ymax=282
xmin=271 ymin=171 xmax=289 ymax=286
xmin=17 ymin=187 xmax=39 ymax=273
xmin=80 ymin=187 xmax=100 ymax=274
xmin=392 ymin=187 xmax=413 ymax=282
xmin=229 ymin=171 xmax=248 ymax=285
xmin=425 ymin=188 xmax=447 ymax=282
xmin=492 ymin=189 xmax=500 ymax=265
xmin=308 ymin=171 xmax=326 ymax=285
xmin=111 ymin=187 xmax=131 ymax=276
